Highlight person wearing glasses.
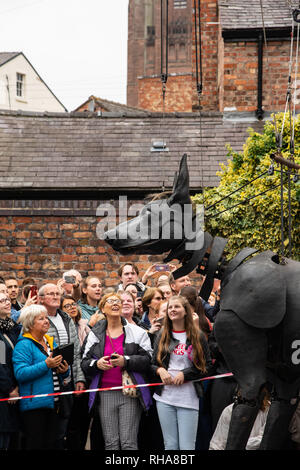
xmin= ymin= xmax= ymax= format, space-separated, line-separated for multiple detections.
xmin=81 ymin=292 xmax=153 ymax=450
xmin=0 ymin=292 xmax=21 ymax=450
xmin=60 ymin=295 xmax=91 ymax=347
xmin=60 ymin=294 xmax=92 ymax=450
xmin=38 ymin=283 xmax=86 ymax=449
xmin=12 ymin=304 xmax=69 ymax=450
xmin=138 ymin=288 xmax=165 ymax=347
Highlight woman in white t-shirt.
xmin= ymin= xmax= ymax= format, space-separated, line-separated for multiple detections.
xmin=151 ymin=295 xmax=212 ymax=450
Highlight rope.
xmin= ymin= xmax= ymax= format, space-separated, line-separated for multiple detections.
xmin=259 ymin=0 xmax=300 ymax=261
xmin=0 ymin=373 xmax=234 ymax=403
xmin=194 ymin=0 xmax=205 ymax=211
xmin=160 ymin=0 xmax=169 ymax=190
xmin=205 ymin=170 xmax=269 ymax=212
xmin=206 ymin=181 xmax=284 ymax=220
xmin=259 ymin=0 xmax=280 ymax=148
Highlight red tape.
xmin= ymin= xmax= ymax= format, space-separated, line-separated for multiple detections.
xmin=0 ymin=372 xmax=233 ymax=403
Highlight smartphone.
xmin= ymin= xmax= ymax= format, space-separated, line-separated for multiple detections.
xmin=155 ymin=317 xmax=164 ymax=324
xmin=64 ymin=275 xmax=76 ymax=284
xmin=110 ymin=354 xmax=118 ymax=360
xmin=30 ymin=285 xmax=38 ymax=297
xmin=155 ymin=264 xmax=170 ymax=272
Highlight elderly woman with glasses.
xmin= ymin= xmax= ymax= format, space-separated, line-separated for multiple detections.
xmin=0 ymin=292 xmax=21 ymax=450
xmin=81 ymin=292 xmax=153 ymax=450
xmin=12 ymin=304 xmax=69 ymax=449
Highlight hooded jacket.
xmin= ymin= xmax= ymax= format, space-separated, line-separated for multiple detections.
xmin=81 ymin=318 xmax=153 ymax=411
xmin=12 ymin=333 xmax=69 ymax=412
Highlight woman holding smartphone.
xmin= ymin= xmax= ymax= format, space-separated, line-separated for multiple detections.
xmin=81 ymin=292 xmax=153 ymax=450
xmin=151 ymin=295 xmax=213 ymax=450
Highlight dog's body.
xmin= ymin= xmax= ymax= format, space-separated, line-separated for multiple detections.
xmin=104 ymin=154 xmax=300 ymax=449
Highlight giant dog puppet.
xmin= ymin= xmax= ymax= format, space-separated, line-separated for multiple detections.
xmin=104 ymin=154 xmax=300 ymax=450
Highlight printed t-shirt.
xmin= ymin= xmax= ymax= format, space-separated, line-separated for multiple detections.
xmin=154 ymin=330 xmax=199 ymax=410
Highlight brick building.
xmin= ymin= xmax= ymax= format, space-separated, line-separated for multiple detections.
xmin=1 ymin=0 xmax=297 ymax=285
xmin=127 ymin=0 xmax=300 ymax=118
xmin=0 ymin=109 xmax=264 ymax=284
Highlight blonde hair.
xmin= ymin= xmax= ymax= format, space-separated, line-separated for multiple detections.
xmin=99 ymin=292 xmax=122 ymax=313
xmin=19 ymin=304 xmax=48 ymax=333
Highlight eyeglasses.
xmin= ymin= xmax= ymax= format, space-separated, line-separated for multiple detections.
xmin=63 ymin=303 xmax=77 ymax=310
xmin=106 ymin=298 xmax=122 ymax=305
xmin=0 ymin=298 xmax=11 ymax=304
xmin=44 ymin=292 xmax=61 ymax=297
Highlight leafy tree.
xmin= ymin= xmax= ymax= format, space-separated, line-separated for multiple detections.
xmin=192 ymin=113 xmax=300 ymax=261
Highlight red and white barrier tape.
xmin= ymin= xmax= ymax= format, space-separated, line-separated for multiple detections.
xmin=0 ymin=372 xmax=233 ymax=403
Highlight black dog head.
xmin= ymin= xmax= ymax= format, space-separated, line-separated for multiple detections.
xmin=104 ymin=154 xmax=206 ymax=278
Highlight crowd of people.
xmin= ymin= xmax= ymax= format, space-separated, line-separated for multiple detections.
xmin=0 ymin=262 xmax=297 ymax=451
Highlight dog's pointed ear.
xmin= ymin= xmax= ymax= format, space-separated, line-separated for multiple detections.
xmin=172 ymin=171 xmax=178 ymax=192
xmin=168 ymin=154 xmax=191 ymax=206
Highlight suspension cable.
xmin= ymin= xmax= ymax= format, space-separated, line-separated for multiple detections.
xmin=259 ymin=0 xmax=280 ymax=149
xmin=160 ymin=0 xmax=169 ymax=190
xmin=194 ymin=0 xmax=205 ymax=212
xmin=206 ymin=181 xmax=284 ymax=220
xmin=160 ymin=0 xmax=168 ymax=94
xmin=205 ymin=170 xmax=269 ymax=212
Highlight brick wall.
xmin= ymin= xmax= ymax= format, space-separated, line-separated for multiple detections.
xmin=129 ymin=0 xmax=299 ymax=115
xmin=0 ymin=212 xmax=167 ymax=288
xmin=138 ymin=74 xmax=193 ymax=112
xmin=223 ymin=40 xmax=299 ymax=113
xmin=191 ymin=0 xmax=219 ymax=111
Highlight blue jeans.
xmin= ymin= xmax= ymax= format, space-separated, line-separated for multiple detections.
xmin=156 ymin=401 xmax=199 ymax=450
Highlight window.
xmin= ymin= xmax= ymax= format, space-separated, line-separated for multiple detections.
xmin=174 ymin=0 xmax=187 ymax=8
xmin=16 ymin=72 xmax=25 ymax=98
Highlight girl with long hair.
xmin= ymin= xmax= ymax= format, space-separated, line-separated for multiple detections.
xmin=180 ymin=286 xmax=213 ymax=339
xmin=151 ymin=295 xmax=212 ymax=450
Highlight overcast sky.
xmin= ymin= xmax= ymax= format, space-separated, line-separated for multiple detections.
xmin=0 ymin=0 xmax=129 ymax=111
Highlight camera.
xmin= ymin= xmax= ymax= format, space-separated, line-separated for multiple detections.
xmin=64 ymin=275 xmax=76 ymax=284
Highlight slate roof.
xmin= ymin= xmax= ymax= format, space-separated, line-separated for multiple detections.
xmin=73 ymin=95 xmax=149 ymax=116
xmin=0 ymin=52 xmax=21 ymax=67
xmin=219 ymin=0 xmax=298 ymax=30
xmin=0 ymin=109 xmax=265 ymax=192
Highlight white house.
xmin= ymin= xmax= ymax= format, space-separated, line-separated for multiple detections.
xmin=0 ymin=52 xmax=67 ymax=112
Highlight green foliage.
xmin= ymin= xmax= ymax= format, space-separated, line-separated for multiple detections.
xmin=192 ymin=113 xmax=300 ymax=261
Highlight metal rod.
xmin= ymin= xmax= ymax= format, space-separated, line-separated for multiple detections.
xmin=271 ymin=153 xmax=300 ymax=170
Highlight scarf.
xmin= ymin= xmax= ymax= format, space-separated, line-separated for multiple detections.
xmin=0 ymin=316 xmax=15 ymax=333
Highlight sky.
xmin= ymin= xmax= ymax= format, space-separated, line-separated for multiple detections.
xmin=0 ymin=0 xmax=129 ymax=111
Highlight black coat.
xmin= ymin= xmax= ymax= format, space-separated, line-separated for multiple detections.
xmin=150 ymin=329 xmax=214 ymax=398
xmin=81 ymin=318 xmax=153 ymax=411
xmin=0 ymin=322 xmax=21 ymax=432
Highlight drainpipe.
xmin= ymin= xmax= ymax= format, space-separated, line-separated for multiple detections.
xmin=255 ymin=32 xmax=264 ymax=120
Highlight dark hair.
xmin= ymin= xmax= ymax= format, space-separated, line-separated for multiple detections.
xmin=180 ymin=286 xmax=211 ymax=338
xmin=60 ymin=295 xmax=81 ymax=323
xmin=22 ymin=277 xmax=36 ymax=287
xmin=117 ymin=263 xmax=139 ymax=278
xmin=4 ymin=273 xmax=17 ymax=282
xmin=124 ymin=283 xmax=139 ymax=291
